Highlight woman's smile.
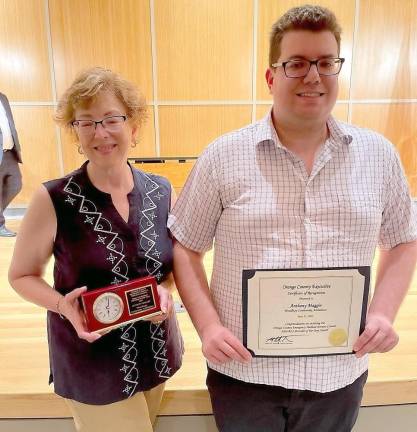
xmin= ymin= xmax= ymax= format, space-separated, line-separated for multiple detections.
xmin=93 ymin=143 xmax=117 ymax=155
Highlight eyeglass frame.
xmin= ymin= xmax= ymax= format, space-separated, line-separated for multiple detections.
xmin=271 ymin=57 xmax=345 ymax=78
xmin=71 ymin=115 xmax=128 ymax=133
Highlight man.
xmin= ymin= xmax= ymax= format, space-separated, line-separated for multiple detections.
xmin=168 ymin=5 xmax=417 ymax=432
xmin=0 ymin=91 xmax=22 ymax=237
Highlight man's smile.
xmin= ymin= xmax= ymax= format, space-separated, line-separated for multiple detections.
xmin=296 ymin=92 xmax=325 ymax=97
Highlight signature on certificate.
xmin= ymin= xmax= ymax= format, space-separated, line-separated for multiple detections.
xmin=265 ymin=336 xmax=293 ymax=344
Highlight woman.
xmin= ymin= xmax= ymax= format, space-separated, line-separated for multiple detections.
xmin=9 ymin=67 xmax=183 ymax=431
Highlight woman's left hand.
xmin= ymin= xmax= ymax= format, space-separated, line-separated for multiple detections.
xmin=147 ymin=284 xmax=174 ymax=324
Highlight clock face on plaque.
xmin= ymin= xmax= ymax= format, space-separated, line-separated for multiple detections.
xmin=92 ymin=292 xmax=124 ymax=324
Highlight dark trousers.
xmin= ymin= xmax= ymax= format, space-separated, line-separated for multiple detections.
xmin=206 ymin=368 xmax=368 ymax=432
xmin=0 ymin=150 xmax=22 ymax=226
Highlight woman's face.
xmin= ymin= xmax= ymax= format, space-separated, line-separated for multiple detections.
xmin=73 ymin=91 xmax=136 ymax=169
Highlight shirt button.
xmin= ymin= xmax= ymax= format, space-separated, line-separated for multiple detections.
xmin=305 ymin=218 xmax=311 ymax=224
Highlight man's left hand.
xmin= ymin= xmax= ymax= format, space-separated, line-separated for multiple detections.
xmin=353 ymin=313 xmax=399 ymax=358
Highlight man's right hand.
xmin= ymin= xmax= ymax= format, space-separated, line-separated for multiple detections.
xmin=200 ymin=323 xmax=252 ymax=365
xmin=59 ymin=287 xmax=102 ymax=343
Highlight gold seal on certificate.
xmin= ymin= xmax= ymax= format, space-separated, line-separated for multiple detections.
xmin=242 ymin=267 xmax=370 ymax=357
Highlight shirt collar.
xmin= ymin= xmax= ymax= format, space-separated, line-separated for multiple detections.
xmin=255 ymin=107 xmax=353 ymax=149
xmin=326 ymin=115 xmax=353 ymax=148
xmin=254 ymin=109 xmax=281 ymax=147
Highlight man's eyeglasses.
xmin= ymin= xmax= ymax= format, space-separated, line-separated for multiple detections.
xmin=71 ymin=115 xmax=127 ymax=135
xmin=271 ymin=57 xmax=345 ymax=78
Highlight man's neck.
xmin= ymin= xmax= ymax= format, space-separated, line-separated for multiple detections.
xmin=271 ymin=111 xmax=330 ymax=176
xmin=272 ymin=111 xmax=329 ymax=156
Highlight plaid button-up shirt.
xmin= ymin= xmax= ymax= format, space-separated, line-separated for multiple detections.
xmin=168 ymin=112 xmax=417 ymax=392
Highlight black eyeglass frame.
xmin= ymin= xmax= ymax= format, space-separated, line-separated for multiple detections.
xmin=271 ymin=57 xmax=345 ymax=78
xmin=71 ymin=115 xmax=127 ymax=129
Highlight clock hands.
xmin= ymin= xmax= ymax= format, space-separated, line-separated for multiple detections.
xmin=93 ymin=293 xmax=123 ymax=324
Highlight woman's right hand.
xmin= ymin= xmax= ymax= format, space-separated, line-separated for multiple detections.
xmin=58 ymin=287 xmax=102 ymax=343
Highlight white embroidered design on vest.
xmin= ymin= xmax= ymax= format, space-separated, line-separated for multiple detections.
xmin=64 ymin=176 xmax=139 ymax=397
xmin=139 ymin=173 xmax=171 ymax=378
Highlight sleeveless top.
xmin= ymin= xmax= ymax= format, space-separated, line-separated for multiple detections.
xmin=43 ymin=162 xmax=183 ymax=405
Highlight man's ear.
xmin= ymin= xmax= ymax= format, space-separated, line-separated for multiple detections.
xmin=265 ymin=68 xmax=274 ymax=94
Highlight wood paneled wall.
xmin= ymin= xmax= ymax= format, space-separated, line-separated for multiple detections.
xmin=1 ymin=0 xmax=416 ymax=205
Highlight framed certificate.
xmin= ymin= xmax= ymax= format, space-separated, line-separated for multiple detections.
xmin=242 ymin=267 xmax=370 ymax=357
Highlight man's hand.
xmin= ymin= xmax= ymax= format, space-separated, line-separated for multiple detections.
xmin=200 ymin=323 xmax=252 ymax=365
xmin=353 ymin=313 xmax=399 ymax=358
xmin=59 ymin=287 xmax=102 ymax=343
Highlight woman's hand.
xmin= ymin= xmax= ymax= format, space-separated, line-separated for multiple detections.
xmin=59 ymin=287 xmax=102 ymax=343
xmin=146 ymin=284 xmax=174 ymax=324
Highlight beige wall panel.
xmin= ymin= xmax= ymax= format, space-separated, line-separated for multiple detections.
xmin=256 ymin=103 xmax=348 ymax=122
xmin=159 ymin=106 xmax=251 ymax=156
xmin=136 ymin=161 xmax=195 ymax=194
xmin=11 ymin=106 xmax=60 ymax=205
xmin=352 ymin=0 xmax=417 ymax=99
xmin=155 ymin=0 xmax=253 ymax=101
xmin=128 ymin=107 xmax=156 ymax=159
xmin=49 ymin=0 xmax=153 ymax=101
xmin=256 ymin=104 xmax=272 ymax=120
xmin=61 ymin=107 xmax=156 ymax=173
xmin=351 ymin=104 xmax=417 ymax=196
xmin=331 ymin=103 xmax=349 ymax=122
xmin=60 ymin=130 xmax=84 ymax=174
xmin=0 ymin=0 xmax=52 ymax=101
xmin=257 ymin=0 xmax=355 ymax=101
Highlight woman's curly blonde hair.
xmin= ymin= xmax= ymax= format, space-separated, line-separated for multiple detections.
xmin=54 ymin=67 xmax=147 ymax=136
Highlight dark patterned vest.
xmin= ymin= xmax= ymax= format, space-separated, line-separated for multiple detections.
xmin=44 ymin=162 xmax=183 ymax=405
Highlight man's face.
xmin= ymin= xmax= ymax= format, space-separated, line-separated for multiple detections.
xmin=266 ymin=30 xmax=339 ymax=126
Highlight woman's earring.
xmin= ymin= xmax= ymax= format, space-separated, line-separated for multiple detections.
xmin=77 ymin=145 xmax=84 ymax=155
xmin=131 ymin=139 xmax=138 ymax=148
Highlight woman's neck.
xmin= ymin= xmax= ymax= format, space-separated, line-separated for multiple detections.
xmin=86 ymin=162 xmax=134 ymax=194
